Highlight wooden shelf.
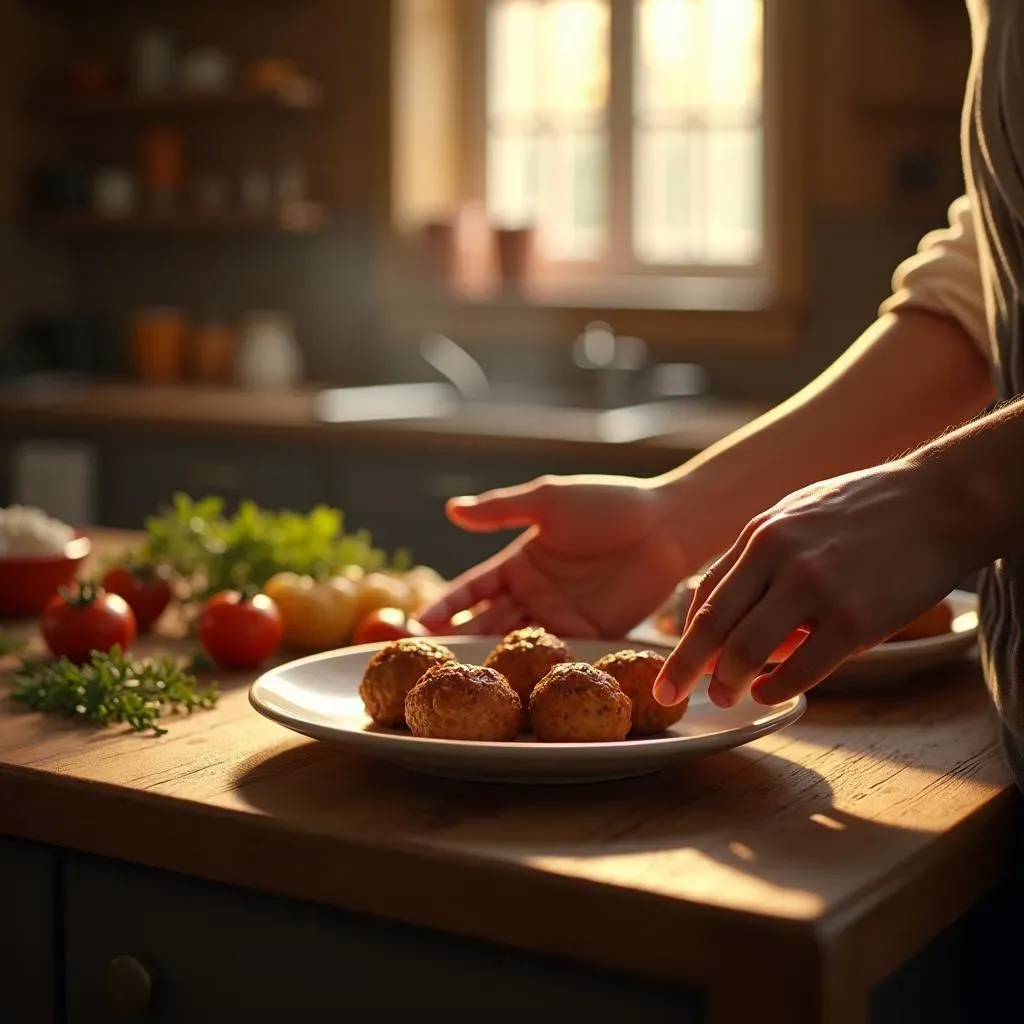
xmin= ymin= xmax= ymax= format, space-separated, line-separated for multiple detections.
xmin=36 ymin=83 xmax=325 ymax=117
xmin=29 ymin=203 xmax=328 ymax=235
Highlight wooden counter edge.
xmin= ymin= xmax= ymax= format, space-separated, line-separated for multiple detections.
xmin=821 ymin=785 xmax=1016 ymax=993
xmin=0 ymin=761 xmax=824 ymax=995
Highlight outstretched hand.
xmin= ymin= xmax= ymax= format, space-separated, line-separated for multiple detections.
xmin=418 ymin=475 xmax=690 ymax=640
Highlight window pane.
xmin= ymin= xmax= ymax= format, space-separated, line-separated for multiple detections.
xmin=637 ymin=0 xmax=761 ymax=119
xmin=705 ymin=127 xmax=762 ymax=264
xmin=633 ymin=128 xmax=699 ymax=265
xmin=707 ymin=0 xmax=762 ymax=116
xmin=486 ymin=0 xmax=610 ymax=258
xmin=634 ymin=0 xmax=763 ymax=266
xmin=636 ymin=0 xmax=702 ymax=116
xmin=538 ymin=130 xmax=608 ymax=260
xmin=539 ymin=0 xmax=610 ymax=118
xmin=488 ymin=132 xmax=539 ymax=226
xmin=489 ymin=1 xmax=541 ymax=121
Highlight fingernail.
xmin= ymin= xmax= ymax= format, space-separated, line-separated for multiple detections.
xmin=653 ymin=677 xmax=677 ymax=707
xmin=450 ymin=495 xmax=478 ymax=507
xmin=708 ymin=680 xmax=734 ymax=709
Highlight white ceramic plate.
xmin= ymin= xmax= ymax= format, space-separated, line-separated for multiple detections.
xmin=629 ymin=589 xmax=980 ymax=691
xmin=249 ymin=637 xmax=806 ymax=784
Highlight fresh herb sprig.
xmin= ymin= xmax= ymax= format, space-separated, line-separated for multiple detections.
xmin=9 ymin=645 xmax=219 ymax=737
xmin=140 ymin=493 xmax=411 ymax=604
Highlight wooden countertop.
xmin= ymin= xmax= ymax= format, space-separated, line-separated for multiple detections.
xmin=0 ymin=531 xmax=1015 ymax=1023
xmin=0 ymin=381 xmax=765 ymax=461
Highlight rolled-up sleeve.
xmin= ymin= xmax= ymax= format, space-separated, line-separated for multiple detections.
xmin=879 ymin=194 xmax=991 ymax=358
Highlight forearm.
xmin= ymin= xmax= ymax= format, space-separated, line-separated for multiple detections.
xmin=911 ymin=394 xmax=1024 ymax=572
xmin=657 ymin=308 xmax=995 ymax=566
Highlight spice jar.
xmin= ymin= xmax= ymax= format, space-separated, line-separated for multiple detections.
xmin=131 ymin=308 xmax=187 ymax=382
xmin=141 ymin=127 xmax=185 ymax=213
xmin=188 ymin=315 xmax=237 ymax=384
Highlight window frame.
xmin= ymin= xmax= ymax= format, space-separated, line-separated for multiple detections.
xmin=466 ymin=0 xmax=769 ymax=283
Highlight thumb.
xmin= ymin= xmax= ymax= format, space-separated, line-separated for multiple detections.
xmin=446 ymin=480 xmax=550 ymax=533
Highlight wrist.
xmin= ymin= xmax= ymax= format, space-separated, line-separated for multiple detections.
xmin=900 ymin=444 xmax=1008 ymax=574
xmin=651 ymin=467 xmax=728 ymax=570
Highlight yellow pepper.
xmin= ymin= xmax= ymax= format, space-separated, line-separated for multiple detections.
xmin=263 ymin=572 xmax=359 ymax=652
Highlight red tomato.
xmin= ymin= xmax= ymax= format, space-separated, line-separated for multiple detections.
xmin=41 ymin=584 xmax=137 ymax=662
xmin=197 ymin=591 xmax=284 ymax=670
xmin=351 ymin=607 xmax=427 ymax=646
xmin=101 ymin=563 xmax=173 ymax=632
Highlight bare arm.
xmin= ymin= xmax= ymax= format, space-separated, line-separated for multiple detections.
xmin=659 ymin=308 xmax=995 ymax=568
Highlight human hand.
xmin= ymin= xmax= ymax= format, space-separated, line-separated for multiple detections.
xmin=418 ymin=475 xmax=690 ymax=639
xmin=652 ymin=461 xmax=974 ymax=710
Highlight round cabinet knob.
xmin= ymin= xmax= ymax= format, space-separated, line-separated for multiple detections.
xmin=107 ymin=955 xmax=153 ymax=1016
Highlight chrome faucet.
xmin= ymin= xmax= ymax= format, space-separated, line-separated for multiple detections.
xmin=419 ymin=333 xmax=490 ymax=402
xmin=572 ymin=321 xmax=648 ymax=409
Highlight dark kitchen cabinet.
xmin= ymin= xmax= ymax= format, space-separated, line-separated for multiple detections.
xmin=0 ymin=837 xmax=58 ymax=1024
xmin=99 ymin=440 xmax=327 ymax=528
xmin=62 ymin=852 xmax=696 ymax=1023
xmin=329 ymin=450 xmax=625 ymax=578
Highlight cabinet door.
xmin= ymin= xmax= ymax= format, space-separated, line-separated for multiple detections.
xmin=331 ymin=450 xmax=619 ymax=578
xmin=100 ymin=440 xmax=325 ymax=528
xmin=0 ymin=837 xmax=57 ymax=1024
xmin=64 ymin=853 xmax=699 ymax=1022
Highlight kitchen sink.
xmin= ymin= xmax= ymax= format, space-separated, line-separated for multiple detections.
xmin=312 ymin=383 xmax=706 ymax=444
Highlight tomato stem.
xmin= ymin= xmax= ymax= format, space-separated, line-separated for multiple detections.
xmin=61 ymin=579 xmax=102 ymax=608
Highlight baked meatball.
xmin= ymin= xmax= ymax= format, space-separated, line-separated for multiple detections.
xmin=592 ymin=649 xmax=686 ymax=735
xmin=528 ymin=662 xmax=632 ymax=743
xmin=358 ymin=638 xmax=456 ymax=728
xmin=405 ymin=663 xmax=522 ymax=742
xmin=484 ymin=627 xmax=573 ymax=709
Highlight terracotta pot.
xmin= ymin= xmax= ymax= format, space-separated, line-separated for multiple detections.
xmin=494 ymin=226 xmax=536 ymax=290
xmin=421 ymin=220 xmax=458 ymax=286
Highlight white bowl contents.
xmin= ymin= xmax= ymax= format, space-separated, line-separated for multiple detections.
xmin=0 ymin=505 xmax=75 ymax=557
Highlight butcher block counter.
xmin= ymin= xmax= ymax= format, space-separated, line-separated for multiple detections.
xmin=0 ymin=532 xmax=1018 ymax=1024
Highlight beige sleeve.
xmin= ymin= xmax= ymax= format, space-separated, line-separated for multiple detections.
xmin=878 ymin=194 xmax=991 ymax=358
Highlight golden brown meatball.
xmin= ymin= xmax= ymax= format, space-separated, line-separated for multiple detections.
xmin=405 ymin=663 xmax=522 ymax=742
xmin=484 ymin=627 xmax=573 ymax=709
xmin=528 ymin=662 xmax=632 ymax=743
xmin=592 ymin=649 xmax=686 ymax=735
xmin=358 ymin=638 xmax=456 ymax=728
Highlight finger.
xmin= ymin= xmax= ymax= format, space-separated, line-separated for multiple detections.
xmin=444 ymin=595 xmax=524 ymax=636
xmin=750 ymin=629 xmax=850 ymax=706
xmin=683 ymin=515 xmax=767 ymax=632
xmin=417 ymin=559 xmax=508 ymax=631
xmin=707 ymin=584 xmax=810 ymax=708
xmin=654 ymin=560 xmax=771 ymax=708
xmin=446 ymin=478 xmax=554 ymax=534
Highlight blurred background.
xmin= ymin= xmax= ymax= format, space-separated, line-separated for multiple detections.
xmin=0 ymin=0 xmax=971 ymax=577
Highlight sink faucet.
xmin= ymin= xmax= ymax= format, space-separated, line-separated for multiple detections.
xmin=572 ymin=322 xmax=648 ymax=409
xmin=419 ymin=333 xmax=490 ymax=402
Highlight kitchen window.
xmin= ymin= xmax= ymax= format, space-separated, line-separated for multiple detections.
xmin=389 ymin=0 xmax=809 ymax=348
xmin=480 ymin=0 xmax=764 ymax=276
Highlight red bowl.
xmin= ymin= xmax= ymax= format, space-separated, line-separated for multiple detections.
xmin=0 ymin=534 xmax=92 ymax=620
